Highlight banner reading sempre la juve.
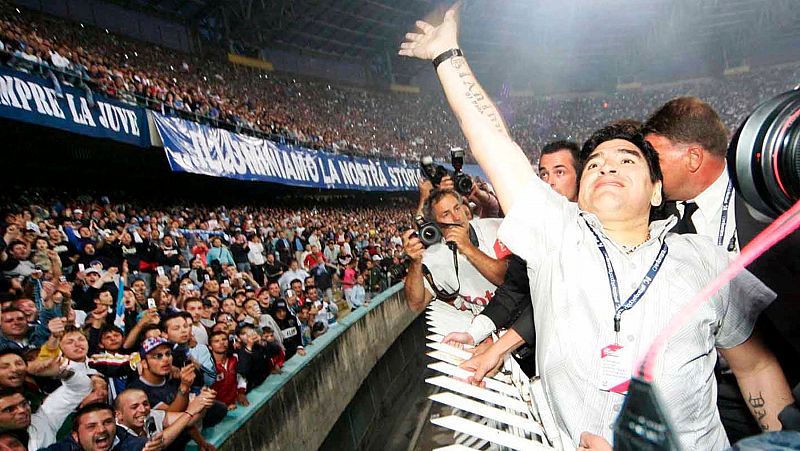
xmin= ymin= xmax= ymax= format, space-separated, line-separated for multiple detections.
xmin=153 ymin=113 xmax=421 ymax=191
xmin=0 ymin=67 xmax=149 ymax=147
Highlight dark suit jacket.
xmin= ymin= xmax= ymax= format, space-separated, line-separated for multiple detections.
xmin=481 ymin=255 xmax=536 ymax=347
xmin=735 ymin=195 xmax=800 ymax=385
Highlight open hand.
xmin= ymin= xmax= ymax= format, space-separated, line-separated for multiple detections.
xmin=398 ymin=5 xmax=460 ymax=61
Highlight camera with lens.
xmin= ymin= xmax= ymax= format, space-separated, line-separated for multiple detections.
xmin=420 ymin=156 xmax=449 ymax=187
xmin=450 ymin=147 xmax=474 ymax=196
xmin=728 ymin=87 xmax=800 ymax=218
xmin=419 ymin=148 xmax=474 ymax=196
xmin=414 ymin=215 xmax=442 ymax=248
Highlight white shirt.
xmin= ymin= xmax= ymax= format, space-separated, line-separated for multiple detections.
xmin=422 ymin=218 xmax=503 ymax=316
xmin=278 ymin=268 xmax=310 ymax=290
xmin=248 ymin=242 xmax=266 ymax=265
xmin=498 ymin=176 xmax=774 ymax=451
xmin=679 ymin=169 xmax=738 ymax=254
xmin=28 ymin=369 xmax=92 ymax=450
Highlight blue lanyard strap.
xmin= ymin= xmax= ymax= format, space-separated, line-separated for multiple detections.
xmin=584 ymin=219 xmax=669 ymax=333
xmin=717 ymin=180 xmax=733 ymax=247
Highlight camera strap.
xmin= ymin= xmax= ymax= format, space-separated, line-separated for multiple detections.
xmin=421 ymin=245 xmax=461 ymax=302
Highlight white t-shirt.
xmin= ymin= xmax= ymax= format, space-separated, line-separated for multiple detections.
xmin=421 ymin=218 xmax=503 ymax=316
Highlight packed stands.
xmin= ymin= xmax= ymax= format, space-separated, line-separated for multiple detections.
xmin=3 ymin=2 xmax=799 ymax=166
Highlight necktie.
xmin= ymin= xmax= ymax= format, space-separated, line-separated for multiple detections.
xmin=674 ymin=202 xmax=699 ymax=235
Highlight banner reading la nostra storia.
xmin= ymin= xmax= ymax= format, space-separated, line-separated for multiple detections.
xmin=153 ymin=113 xmax=422 ymax=192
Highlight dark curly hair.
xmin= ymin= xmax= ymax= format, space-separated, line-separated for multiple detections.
xmin=578 ymin=123 xmax=663 ymax=185
xmin=578 ymin=123 xmax=666 ymax=220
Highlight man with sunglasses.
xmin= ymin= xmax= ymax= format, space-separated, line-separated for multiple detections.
xmin=127 ymin=337 xmax=195 ymax=413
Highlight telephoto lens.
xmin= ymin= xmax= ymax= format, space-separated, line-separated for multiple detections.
xmin=728 ymin=88 xmax=800 ymax=218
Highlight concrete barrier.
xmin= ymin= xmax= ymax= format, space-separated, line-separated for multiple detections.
xmin=196 ymin=283 xmax=419 ymax=451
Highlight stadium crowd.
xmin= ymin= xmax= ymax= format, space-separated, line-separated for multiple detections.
xmin=0 ymin=188 xmax=413 ymax=450
xmin=2 ymin=2 xmax=800 ymax=165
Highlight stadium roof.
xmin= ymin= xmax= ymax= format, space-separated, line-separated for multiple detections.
xmin=119 ymin=0 xmax=800 ymax=86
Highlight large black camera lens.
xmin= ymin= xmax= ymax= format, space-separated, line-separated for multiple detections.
xmin=728 ymin=88 xmax=800 ymax=218
xmin=454 ymin=173 xmax=473 ymax=195
xmin=418 ymin=222 xmax=443 ymax=247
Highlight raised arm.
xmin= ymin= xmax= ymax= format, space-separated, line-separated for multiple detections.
xmin=399 ymin=6 xmax=534 ymax=211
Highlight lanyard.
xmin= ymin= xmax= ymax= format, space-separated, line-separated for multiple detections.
xmin=717 ymin=180 xmax=733 ymax=247
xmin=584 ymin=220 xmax=669 ymax=338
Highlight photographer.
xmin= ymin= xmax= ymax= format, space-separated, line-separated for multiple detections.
xmin=402 ymin=188 xmax=507 ymax=314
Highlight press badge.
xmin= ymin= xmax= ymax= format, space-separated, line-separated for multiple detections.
xmin=599 ymin=344 xmax=634 ymax=394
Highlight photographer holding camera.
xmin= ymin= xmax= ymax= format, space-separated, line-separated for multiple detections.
xmin=403 ymin=185 xmax=507 ymax=314
xmin=417 ymin=148 xmax=501 ymax=220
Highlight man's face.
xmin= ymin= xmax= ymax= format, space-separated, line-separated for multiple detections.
xmin=245 ymin=301 xmax=261 ymax=318
xmin=578 ymin=139 xmax=661 ymax=224
xmin=132 ymin=280 xmax=146 ymax=295
xmin=61 ymin=332 xmax=89 ymax=362
xmin=164 ymin=318 xmax=191 ymax=344
xmin=0 ymin=433 xmax=26 ymax=451
xmin=268 ymin=283 xmax=281 ymax=298
xmin=645 ymin=133 xmax=691 ymax=201
xmin=144 ymin=345 xmax=173 ymax=377
xmin=98 ymin=291 xmax=113 ymax=306
xmin=185 ymin=302 xmax=203 ymax=324
xmin=14 ymin=300 xmax=36 ymax=323
xmin=432 ymin=194 xmax=468 ymax=226
xmin=116 ymin=390 xmax=151 ymax=430
xmin=86 ymin=272 xmax=101 ymax=285
xmin=163 ymin=236 xmax=173 ymax=247
xmin=48 ymin=229 xmax=62 ymax=242
xmin=307 ymin=288 xmax=319 ymax=302
xmin=9 ymin=245 xmax=28 ymax=261
xmin=123 ymin=290 xmax=136 ymax=309
xmin=0 ymin=354 xmax=26 ymax=388
xmin=84 ymin=244 xmax=95 ymax=255
xmin=222 ymin=299 xmax=237 ymax=314
xmin=290 ymin=261 xmax=299 ymax=271
xmin=210 ymin=334 xmax=229 ymax=354
xmin=291 ymin=282 xmax=303 ymax=296
xmin=82 ymin=377 xmax=109 ymax=408
xmin=206 ymin=280 xmax=220 ymax=294
xmin=266 ymin=254 xmax=275 ymax=263
xmin=0 ymin=394 xmax=30 ymax=430
xmin=100 ymin=330 xmax=123 ymax=351
xmin=539 ymin=149 xmax=578 ymax=201
xmin=72 ymin=409 xmax=116 ymax=451
xmin=298 ymin=309 xmax=309 ymax=322
xmin=0 ymin=313 xmax=27 ymax=339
